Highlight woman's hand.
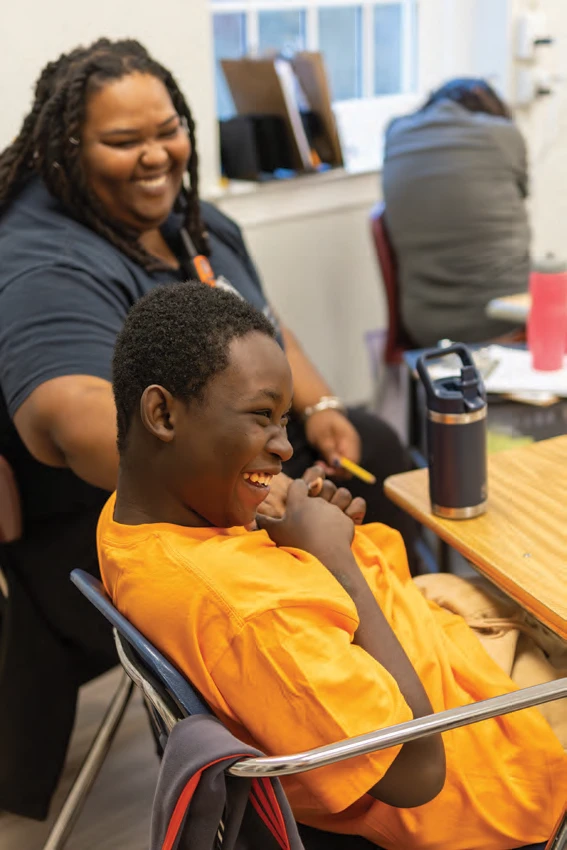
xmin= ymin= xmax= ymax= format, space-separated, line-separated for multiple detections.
xmin=304 ymin=409 xmax=362 ymax=477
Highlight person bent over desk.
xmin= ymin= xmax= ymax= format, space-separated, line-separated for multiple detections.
xmin=98 ymin=283 xmax=566 ymax=850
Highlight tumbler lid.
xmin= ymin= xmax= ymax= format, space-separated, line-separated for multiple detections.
xmin=416 ymin=343 xmax=486 ymax=415
xmin=532 ymin=253 xmax=567 ymax=274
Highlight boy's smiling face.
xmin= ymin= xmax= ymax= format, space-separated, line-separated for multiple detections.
xmin=141 ymin=331 xmax=294 ymax=528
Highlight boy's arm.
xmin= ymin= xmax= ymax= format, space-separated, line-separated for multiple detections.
xmin=349 ymin=576 xmax=446 ymax=805
xmin=256 ymin=481 xmax=446 ymax=808
xmin=318 ymin=546 xmax=446 ymax=808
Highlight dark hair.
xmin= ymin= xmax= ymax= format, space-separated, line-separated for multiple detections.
xmin=0 ymin=38 xmax=208 ymax=270
xmin=113 ymin=282 xmax=277 ymax=453
xmin=423 ymin=77 xmax=510 ymax=119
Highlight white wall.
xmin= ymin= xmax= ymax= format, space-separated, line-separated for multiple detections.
xmin=470 ymin=0 xmax=513 ymax=94
xmin=217 ymin=172 xmax=385 ymax=404
xmin=0 ymin=0 xmax=220 ymax=194
xmin=519 ymin=0 xmax=567 ymax=257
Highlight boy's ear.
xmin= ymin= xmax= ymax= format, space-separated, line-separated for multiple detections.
xmin=140 ymin=385 xmax=177 ymax=442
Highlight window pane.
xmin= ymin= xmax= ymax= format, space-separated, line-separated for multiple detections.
xmin=410 ymin=0 xmax=419 ymax=92
xmin=258 ymin=10 xmax=306 ymax=56
xmin=318 ymin=6 xmax=362 ymax=101
xmin=373 ymin=3 xmax=402 ymax=95
xmin=213 ymin=13 xmax=246 ymax=119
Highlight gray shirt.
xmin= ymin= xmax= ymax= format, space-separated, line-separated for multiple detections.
xmin=382 ymin=100 xmax=530 ymax=346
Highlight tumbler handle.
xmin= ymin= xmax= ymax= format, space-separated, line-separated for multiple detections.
xmin=416 ymin=343 xmax=476 ymax=401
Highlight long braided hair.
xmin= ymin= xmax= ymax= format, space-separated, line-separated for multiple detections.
xmin=0 ymin=38 xmax=209 ymax=270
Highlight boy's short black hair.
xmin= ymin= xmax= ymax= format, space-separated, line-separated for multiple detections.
xmin=113 ymin=282 xmax=276 ymax=453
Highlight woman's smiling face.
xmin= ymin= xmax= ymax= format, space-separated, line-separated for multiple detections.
xmin=80 ymin=72 xmax=191 ymax=232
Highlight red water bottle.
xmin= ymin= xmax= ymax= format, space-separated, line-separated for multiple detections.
xmin=527 ymin=255 xmax=567 ymax=371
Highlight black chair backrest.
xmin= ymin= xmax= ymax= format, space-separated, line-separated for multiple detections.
xmin=71 ymin=569 xmax=210 ymax=717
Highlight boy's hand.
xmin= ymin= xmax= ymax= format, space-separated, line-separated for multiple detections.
xmin=255 ymin=479 xmax=365 ymax=573
xmin=255 ymin=467 xmax=325 ymax=520
xmin=255 ymin=466 xmax=366 ymax=524
xmin=256 ymin=472 xmax=293 ymax=519
xmin=302 ymin=465 xmax=367 ymax=524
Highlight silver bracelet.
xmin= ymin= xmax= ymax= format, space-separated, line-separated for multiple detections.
xmin=302 ymin=395 xmax=347 ymax=421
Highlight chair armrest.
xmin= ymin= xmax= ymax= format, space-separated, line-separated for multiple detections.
xmin=228 ymin=677 xmax=567 ymax=778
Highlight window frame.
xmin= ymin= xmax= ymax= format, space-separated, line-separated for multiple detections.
xmin=210 ymin=0 xmax=419 ymax=102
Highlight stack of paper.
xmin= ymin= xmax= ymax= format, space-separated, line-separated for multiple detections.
xmin=483 ymin=346 xmax=567 ymax=396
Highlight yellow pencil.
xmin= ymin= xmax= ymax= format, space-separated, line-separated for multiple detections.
xmin=337 ymin=456 xmax=377 ymax=485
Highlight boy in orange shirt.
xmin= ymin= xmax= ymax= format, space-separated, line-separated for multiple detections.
xmin=98 ymin=282 xmax=566 ymax=850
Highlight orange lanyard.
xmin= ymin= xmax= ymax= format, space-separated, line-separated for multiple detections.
xmin=180 ymin=228 xmax=216 ymax=287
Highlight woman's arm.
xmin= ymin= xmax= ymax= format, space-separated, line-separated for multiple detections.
xmin=13 ymin=375 xmax=119 ymax=492
xmin=280 ymin=323 xmax=361 ymax=468
xmin=280 ymin=323 xmax=333 ymax=414
xmin=0 ymin=264 xmax=129 ymax=492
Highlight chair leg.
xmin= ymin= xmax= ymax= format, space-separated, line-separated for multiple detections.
xmin=43 ymin=671 xmax=134 ymax=850
xmin=547 ymin=807 xmax=567 ymax=850
xmin=413 ymin=537 xmax=439 ymax=575
xmin=437 ymin=538 xmax=451 ymax=573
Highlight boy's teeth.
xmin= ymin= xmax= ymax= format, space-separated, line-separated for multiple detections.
xmin=243 ymin=472 xmax=273 ymax=486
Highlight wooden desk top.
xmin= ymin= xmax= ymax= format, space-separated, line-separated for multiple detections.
xmin=384 ymin=436 xmax=567 ymax=639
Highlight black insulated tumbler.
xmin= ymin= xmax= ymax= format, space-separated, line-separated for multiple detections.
xmin=416 ymin=343 xmax=488 ymax=519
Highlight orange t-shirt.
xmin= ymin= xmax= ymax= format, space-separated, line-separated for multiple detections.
xmin=97 ymin=493 xmax=566 ymax=850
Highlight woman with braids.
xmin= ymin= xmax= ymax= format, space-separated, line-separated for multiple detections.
xmin=0 ymin=38 xmax=416 ymax=818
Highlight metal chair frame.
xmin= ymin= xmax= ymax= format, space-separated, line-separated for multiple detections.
xmin=42 ymin=673 xmax=133 ymax=850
